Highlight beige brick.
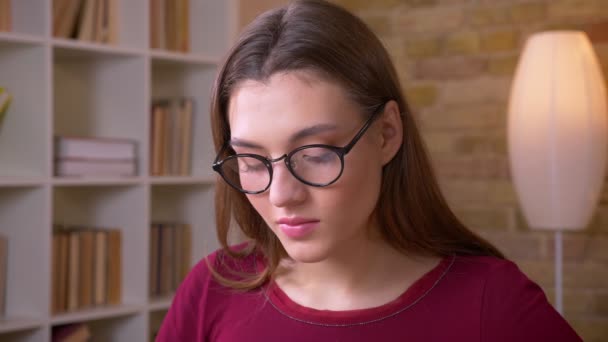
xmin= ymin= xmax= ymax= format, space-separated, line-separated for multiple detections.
xmin=438 ymin=179 xmax=519 ymax=206
xmin=569 ymin=318 xmax=608 ymax=342
xmin=330 ymin=0 xmax=402 ymax=12
xmin=420 ymin=103 xmax=505 ymax=131
xmin=433 ymin=155 xmax=510 ymax=180
xmin=453 ymin=206 xmax=513 ymax=230
xmin=453 ymin=134 xmax=507 ymax=155
xmin=481 ymin=30 xmax=519 ymax=52
xmin=444 ymin=31 xmax=481 ymax=55
xmin=396 ymin=6 xmax=464 ymax=34
xmin=544 ymin=232 xmax=593 ymax=262
xmin=405 ymin=84 xmax=438 ymax=108
xmin=469 ymin=7 xmax=509 ymax=27
xmin=488 ymin=55 xmax=519 ymax=76
xmin=587 ymin=206 xmax=608 ymax=232
xmin=362 ymin=14 xmax=393 ymax=36
xmin=594 ymin=292 xmax=608 ymax=315
xmin=479 ymin=232 xmax=544 ymax=260
xmin=561 ymin=290 xmax=595 ymax=315
xmin=563 ymin=262 xmax=608 ymax=289
xmin=420 ymin=132 xmax=460 ymax=155
xmin=588 ymin=235 xmax=608 ymax=262
xmin=405 ymin=38 xmax=441 ymax=58
xmin=401 ymin=0 xmax=437 ymax=7
xmin=548 ymin=0 xmax=608 ymax=22
xmin=441 ymin=77 xmax=511 ymax=105
xmin=414 ymin=56 xmax=486 ymax=80
xmin=509 ymin=2 xmax=546 ymax=24
xmin=516 ymin=260 xmax=554 ymax=288
xmin=393 ymin=60 xmax=414 ymax=83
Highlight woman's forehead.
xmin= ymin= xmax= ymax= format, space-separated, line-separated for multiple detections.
xmin=226 ymin=72 xmax=360 ymax=150
xmin=228 ymin=72 xmax=356 ymax=126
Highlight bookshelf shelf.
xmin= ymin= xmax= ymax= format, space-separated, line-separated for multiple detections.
xmin=0 ymin=33 xmax=46 ymax=46
xmin=52 ymin=177 xmax=144 ymax=187
xmin=0 ymin=1 xmax=237 ymax=340
xmin=0 ymin=179 xmax=46 ymax=187
xmin=147 ymin=297 xmax=173 ymax=312
xmin=50 ymin=303 xmax=143 ymax=326
xmin=0 ymin=317 xmax=45 ymax=334
xmin=149 ymin=175 xmax=215 ymax=185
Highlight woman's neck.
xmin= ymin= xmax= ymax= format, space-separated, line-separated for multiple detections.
xmin=274 ymin=233 xmax=440 ymax=311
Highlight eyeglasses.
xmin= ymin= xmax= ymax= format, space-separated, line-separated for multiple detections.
xmin=212 ymin=103 xmax=386 ymax=194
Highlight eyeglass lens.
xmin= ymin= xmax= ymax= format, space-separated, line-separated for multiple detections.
xmin=219 ymin=146 xmax=342 ymax=193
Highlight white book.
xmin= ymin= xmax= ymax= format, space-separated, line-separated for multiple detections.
xmin=55 ymin=158 xmax=136 ymax=177
xmin=55 ymin=136 xmax=137 ymax=160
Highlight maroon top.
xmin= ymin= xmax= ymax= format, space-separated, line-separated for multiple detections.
xmin=157 ymin=248 xmax=581 ymax=341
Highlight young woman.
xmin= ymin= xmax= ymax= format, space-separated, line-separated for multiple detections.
xmin=157 ymin=1 xmax=581 ymax=341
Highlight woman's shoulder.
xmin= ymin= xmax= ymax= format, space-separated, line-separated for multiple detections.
xmin=447 ymin=254 xmax=582 ymax=341
xmin=448 ymin=254 xmax=527 ymax=283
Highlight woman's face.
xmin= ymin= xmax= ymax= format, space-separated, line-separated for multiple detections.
xmin=227 ymin=71 xmax=389 ymax=263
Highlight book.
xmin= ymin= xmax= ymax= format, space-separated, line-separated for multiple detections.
xmin=67 ymin=231 xmax=80 ymax=311
xmin=54 ymin=0 xmax=84 ymax=38
xmin=0 ymin=87 xmax=12 ymax=129
xmin=78 ymin=230 xmax=94 ymax=308
xmin=106 ymin=229 xmax=122 ymax=305
xmin=93 ymin=230 xmax=107 ymax=306
xmin=149 ymin=224 xmax=160 ymax=297
xmin=0 ymin=0 xmax=11 ymax=32
xmin=179 ymin=98 xmax=193 ymax=175
xmin=77 ymin=0 xmax=96 ymax=41
xmin=57 ymin=232 xmax=69 ymax=313
xmin=150 ymin=98 xmax=193 ymax=176
xmin=107 ymin=0 xmax=118 ymax=44
xmin=55 ymin=136 xmax=137 ymax=160
xmin=55 ymin=158 xmax=136 ymax=177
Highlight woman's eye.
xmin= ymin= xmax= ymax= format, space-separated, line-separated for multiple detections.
xmin=303 ymin=152 xmax=333 ymax=164
xmin=240 ymin=163 xmax=266 ymax=173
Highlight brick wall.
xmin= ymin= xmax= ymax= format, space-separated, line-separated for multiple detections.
xmin=239 ymin=0 xmax=608 ymax=340
xmin=331 ymin=0 xmax=608 ymax=340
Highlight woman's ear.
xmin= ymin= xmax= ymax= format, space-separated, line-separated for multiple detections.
xmin=378 ymin=100 xmax=403 ymax=166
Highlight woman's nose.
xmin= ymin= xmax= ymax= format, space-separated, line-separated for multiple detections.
xmin=268 ymin=161 xmax=307 ymax=208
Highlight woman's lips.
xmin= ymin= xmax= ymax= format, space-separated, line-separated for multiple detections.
xmin=277 ymin=217 xmax=319 ymax=239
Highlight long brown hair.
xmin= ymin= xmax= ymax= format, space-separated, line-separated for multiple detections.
xmin=209 ymin=0 xmax=503 ymax=290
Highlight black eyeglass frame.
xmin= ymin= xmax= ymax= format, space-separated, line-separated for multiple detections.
xmin=212 ymin=103 xmax=387 ymax=194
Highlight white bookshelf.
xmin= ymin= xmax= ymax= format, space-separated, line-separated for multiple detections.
xmin=0 ymin=1 xmax=237 ymax=341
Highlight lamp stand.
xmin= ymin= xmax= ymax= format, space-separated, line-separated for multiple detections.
xmin=554 ymin=230 xmax=563 ymax=315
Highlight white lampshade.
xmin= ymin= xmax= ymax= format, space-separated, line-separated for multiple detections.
xmin=508 ymin=31 xmax=608 ymax=231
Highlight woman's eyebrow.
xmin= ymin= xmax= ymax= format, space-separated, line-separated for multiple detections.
xmin=229 ymin=123 xmax=338 ymax=148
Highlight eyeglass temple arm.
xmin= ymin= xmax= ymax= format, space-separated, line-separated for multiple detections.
xmin=342 ymin=103 xmax=386 ymax=154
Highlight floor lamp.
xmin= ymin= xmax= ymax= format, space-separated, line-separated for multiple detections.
xmin=508 ymin=31 xmax=608 ymax=315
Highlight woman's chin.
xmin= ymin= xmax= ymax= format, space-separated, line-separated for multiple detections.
xmin=282 ymin=240 xmax=330 ymax=264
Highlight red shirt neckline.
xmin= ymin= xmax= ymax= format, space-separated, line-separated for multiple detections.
xmin=264 ymin=255 xmax=455 ymax=326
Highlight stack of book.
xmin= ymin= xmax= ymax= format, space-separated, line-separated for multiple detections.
xmin=0 ymin=0 xmax=11 ymax=32
xmin=54 ymin=136 xmax=137 ymax=177
xmin=53 ymin=0 xmax=119 ymax=44
xmin=51 ymin=226 xmax=122 ymax=314
xmin=150 ymin=98 xmax=193 ymax=176
xmin=52 ymin=323 xmax=91 ymax=342
xmin=0 ymin=233 xmax=7 ymax=318
xmin=149 ymin=223 xmax=191 ymax=298
xmin=150 ymin=0 xmax=190 ymax=52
